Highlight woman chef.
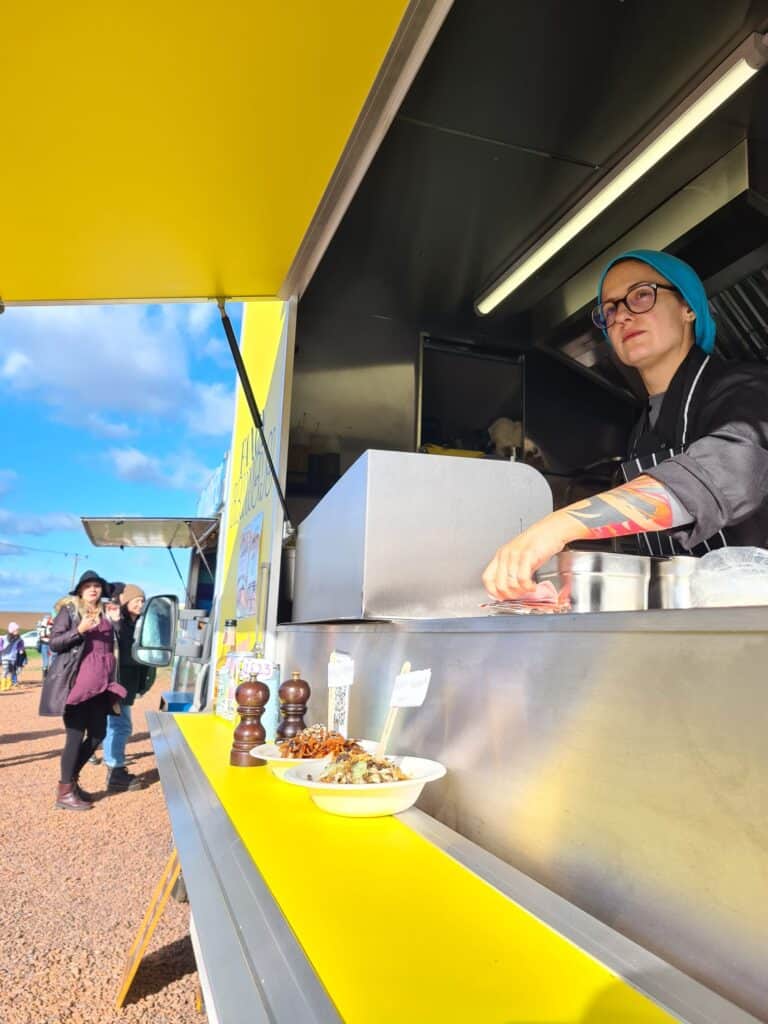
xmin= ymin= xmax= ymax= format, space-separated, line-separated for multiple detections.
xmin=483 ymin=249 xmax=768 ymax=601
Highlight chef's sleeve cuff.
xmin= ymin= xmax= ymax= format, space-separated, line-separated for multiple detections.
xmin=644 ymin=456 xmax=726 ymax=549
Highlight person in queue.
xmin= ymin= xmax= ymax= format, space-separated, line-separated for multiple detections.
xmin=483 ymin=249 xmax=768 ymax=600
xmin=102 ymin=583 xmax=155 ymax=792
xmin=0 ymin=622 xmax=27 ymax=689
xmin=37 ymin=614 xmax=53 ymax=678
xmin=40 ymin=570 xmax=126 ymax=811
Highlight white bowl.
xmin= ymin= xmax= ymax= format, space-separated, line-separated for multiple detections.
xmin=282 ymin=755 xmax=446 ymax=817
xmin=249 ymin=742 xmax=328 ymax=779
xmin=250 ymin=739 xmax=377 ymax=779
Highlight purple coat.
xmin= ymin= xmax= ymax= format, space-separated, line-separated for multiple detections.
xmin=40 ymin=604 xmax=126 ymax=716
xmin=66 ymin=614 xmax=125 ymax=705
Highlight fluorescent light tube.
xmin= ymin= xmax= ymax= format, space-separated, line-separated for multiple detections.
xmin=475 ymin=32 xmax=768 ymax=315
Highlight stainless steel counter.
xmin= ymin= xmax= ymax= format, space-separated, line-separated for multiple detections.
xmin=277 ymin=607 xmax=768 ymax=1022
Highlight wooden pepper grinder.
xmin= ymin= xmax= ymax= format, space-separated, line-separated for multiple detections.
xmin=230 ymin=674 xmax=270 ymax=767
xmin=275 ymin=671 xmax=311 ymax=741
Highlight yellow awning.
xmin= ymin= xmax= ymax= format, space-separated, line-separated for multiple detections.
xmin=0 ymin=1 xmax=413 ymax=304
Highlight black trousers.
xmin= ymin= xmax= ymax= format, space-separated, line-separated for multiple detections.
xmin=60 ymin=693 xmax=110 ymax=783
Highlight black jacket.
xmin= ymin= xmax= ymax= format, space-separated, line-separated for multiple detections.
xmin=114 ymin=610 xmax=155 ymax=706
xmin=631 ymin=346 xmax=768 ymax=550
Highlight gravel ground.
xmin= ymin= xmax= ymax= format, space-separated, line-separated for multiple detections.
xmin=0 ymin=667 xmax=201 ymax=1023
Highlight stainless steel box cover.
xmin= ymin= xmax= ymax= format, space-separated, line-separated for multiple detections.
xmin=293 ymin=450 xmax=552 ymax=620
xmin=537 ymin=551 xmax=651 ymax=612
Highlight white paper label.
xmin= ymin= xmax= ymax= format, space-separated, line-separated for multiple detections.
xmin=328 ymin=685 xmax=351 ymax=737
xmin=390 ymin=669 xmax=432 ymax=708
xmin=327 ymin=652 xmax=353 ymax=737
xmin=328 ymin=651 xmax=354 ymax=689
xmin=240 ymin=657 xmax=274 ymax=682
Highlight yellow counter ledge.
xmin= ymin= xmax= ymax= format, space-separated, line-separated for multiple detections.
xmin=174 ymin=714 xmax=676 ymax=1024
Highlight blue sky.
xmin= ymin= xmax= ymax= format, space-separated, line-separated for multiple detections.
xmin=0 ymin=301 xmax=242 ymax=612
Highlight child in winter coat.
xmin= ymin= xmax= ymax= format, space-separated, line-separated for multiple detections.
xmin=0 ymin=622 xmax=27 ymax=689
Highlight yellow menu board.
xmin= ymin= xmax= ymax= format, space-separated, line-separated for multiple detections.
xmin=213 ymin=300 xmax=295 ymax=694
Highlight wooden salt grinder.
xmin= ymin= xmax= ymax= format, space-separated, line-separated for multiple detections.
xmin=230 ymin=675 xmax=270 ymax=767
xmin=275 ymin=671 xmax=311 ymax=741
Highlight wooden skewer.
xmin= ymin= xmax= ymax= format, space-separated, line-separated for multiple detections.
xmin=376 ymin=661 xmax=410 ymax=757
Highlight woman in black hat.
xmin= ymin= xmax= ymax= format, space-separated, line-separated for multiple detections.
xmin=40 ymin=570 xmax=126 ymax=811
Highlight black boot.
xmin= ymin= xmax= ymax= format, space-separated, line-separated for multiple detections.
xmin=107 ymin=766 xmax=143 ymax=791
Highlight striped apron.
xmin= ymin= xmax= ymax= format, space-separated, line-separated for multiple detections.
xmin=619 ymin=354 xmax=728 ymax=557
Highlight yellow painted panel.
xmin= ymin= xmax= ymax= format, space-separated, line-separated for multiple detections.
xmin=216 ymin=299 xmax=289 ymax=660
xmin=0 ymin=1 xmax=408 ymax=302
xmin=176 ymin=715 xmax=678 ymax=1024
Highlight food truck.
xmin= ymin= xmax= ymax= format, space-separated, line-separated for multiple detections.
xmin=4 ymin=2 xmax=768 ymax=1021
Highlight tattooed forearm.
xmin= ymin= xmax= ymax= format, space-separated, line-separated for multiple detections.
xmin=565 ymin=475 xmax=673 ymax=540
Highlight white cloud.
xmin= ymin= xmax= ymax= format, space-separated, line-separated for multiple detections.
xmin=185 ymin=303 xmax=217 ymax=336
xmin=155 ymin=302 xmax=217 ymax=339
xmin=2 ymin=351 xmax=31 ymax=378
xmin=0 ymin=470 xmax=18 ymax=496
xmin=108 ymin=447 xmax=213 ymax=492
xmin=0 ymin=305 xmax=184 ymax=415
xmin=202 ymin=336 xmax=233 ymax=368
xmin=85 ymin=414 xmax=136 ymax=439
xmin=187 ymin=382 xmax=235 ymax=437
xmin=0 ymin=541 xmax=24 ymax=556
xmin=0 ymin=509 xmax=79 ymax=535
xmin=0 ymin=304 xmax=234 ymax=437
xmin=109 ymin=447 xmax=160 ymax=482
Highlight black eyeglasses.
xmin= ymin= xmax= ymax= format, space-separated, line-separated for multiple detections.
xmin=592 ymin=282 xmax=679 ymax=331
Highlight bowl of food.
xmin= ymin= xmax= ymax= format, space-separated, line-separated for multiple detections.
xmin=251 ymin=725 xmax=366 ymax=778
xmin=282 ymin=750 xmax=446 ymax=817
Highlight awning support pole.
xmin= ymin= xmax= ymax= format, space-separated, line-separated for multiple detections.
xmin=217 ymin=300 xmax=294 ymax=538
xmin=167 ymin=547 xmax=194 ymax=607
xmin=189 ymin=530 xmax=214 ymax=580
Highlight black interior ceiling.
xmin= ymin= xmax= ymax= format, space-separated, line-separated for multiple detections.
xmin=301 ymin=0 xmax=768 ymax=348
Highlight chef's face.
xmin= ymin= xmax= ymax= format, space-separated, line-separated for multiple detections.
xmin=602 ymin=260 xmax=694 ymax=372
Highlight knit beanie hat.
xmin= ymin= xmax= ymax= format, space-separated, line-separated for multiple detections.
xmin=596 ymin=248 xmax=716 ymax=353
xmin=119 ymin=584 xmax=146 ymax=606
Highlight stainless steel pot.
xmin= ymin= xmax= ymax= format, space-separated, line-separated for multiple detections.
xmin=536 ymin=551 xmax=651 ymax=612
xmin=648 ymin=556 xmax=698 ymax=609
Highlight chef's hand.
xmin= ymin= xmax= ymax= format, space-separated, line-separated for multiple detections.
xmin=482 ymin=512 xmax=582 ymax=601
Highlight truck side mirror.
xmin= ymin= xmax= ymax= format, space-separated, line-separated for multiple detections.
xmin=131 ymin=594 xmax=179 ymax=667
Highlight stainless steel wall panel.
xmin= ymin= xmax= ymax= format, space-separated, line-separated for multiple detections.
xmin=277 ymin=610 xmax=768 ymax=1021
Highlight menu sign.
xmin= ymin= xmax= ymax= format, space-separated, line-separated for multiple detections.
xmin=390 ymin=668 xmax=432 ymax=708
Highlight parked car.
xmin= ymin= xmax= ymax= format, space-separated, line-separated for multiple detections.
xmin=20 ymin=629 xmax=39 ymax=649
